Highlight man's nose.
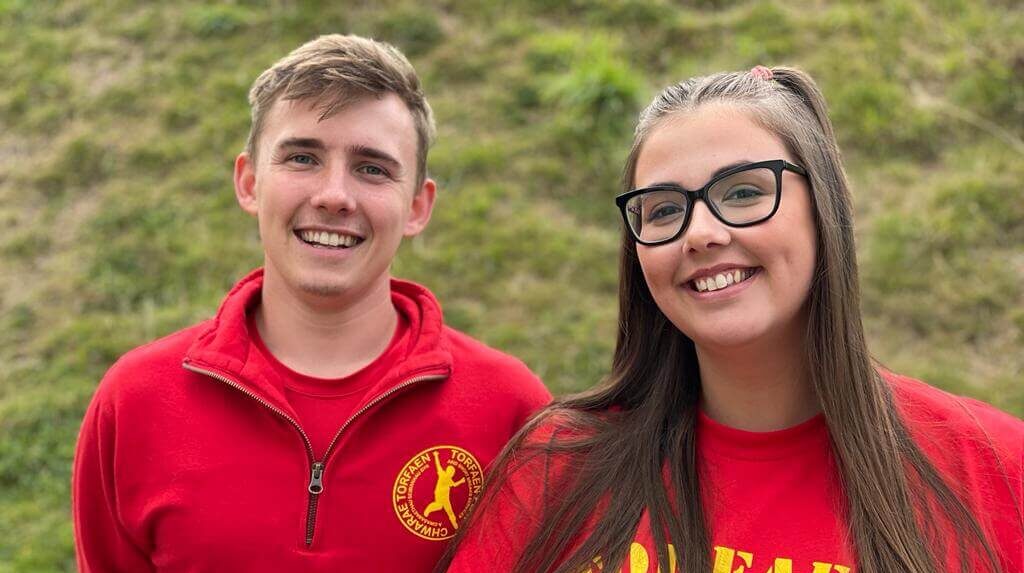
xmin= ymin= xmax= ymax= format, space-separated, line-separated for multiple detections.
xmin=310 ymin=168 xmax=357 ymax=213
xmin=680 ymin=200 xmax=731 ymax=253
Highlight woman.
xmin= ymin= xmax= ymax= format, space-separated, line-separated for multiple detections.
xmin=440 ymin=67 xmax=1022 ymax=573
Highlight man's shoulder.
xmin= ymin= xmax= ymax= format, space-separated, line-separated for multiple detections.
xmin=441 ymin=325 xmax=541 ymax=378
xmin=439 ymin=325 xmax=551 ymax=402
xmin=97 ymin=320 xmax=212 ymax=397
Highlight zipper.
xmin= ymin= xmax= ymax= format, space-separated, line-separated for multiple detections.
xmin=298 ymin=372 xmax=448 ymax=546
xmin=183 ymin=360 xmax=445 ymax=547
xmin=308 ymin=462 xmax=325 ymax=494
xmin=181 ymin=361 xmax=315 ymax=458
xmin=317 ymin=373 xmax=446 ymax=467
xmin=305 ymin=462 xmax=325 ymax=545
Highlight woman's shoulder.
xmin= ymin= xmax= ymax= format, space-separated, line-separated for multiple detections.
xmin=496 ymin=404 xmax=619 ymax=492
xmin=519 ymin=405 xmax=606 ymax=443
xmin=882 ymin=369 xmax=1023 ymax=471
xmin=883 ymin=370 xmax=1022 ymax=435
xmin=505 ymin=406 xmax=602 ymax=464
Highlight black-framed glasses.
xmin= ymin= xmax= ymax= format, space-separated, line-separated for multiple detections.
xmin=615 ymin=159 xmax=808 ymax=246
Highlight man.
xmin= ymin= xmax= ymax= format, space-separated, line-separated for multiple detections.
xmin=73 ymin=34 xmax=551 ymax=571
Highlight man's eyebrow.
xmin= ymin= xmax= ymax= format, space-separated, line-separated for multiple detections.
xmin=649 ymin=160 xmax=753 ymax=188
xmin=348 ymin=144 xmax=402 ymax=170
xmin=276 ymin=137 xmax=327 ymax=151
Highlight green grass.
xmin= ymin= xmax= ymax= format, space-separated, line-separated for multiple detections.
xmin=1 ymin=0 xmax=1022 ymax=569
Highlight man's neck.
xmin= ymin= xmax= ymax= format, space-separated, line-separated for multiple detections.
xmin=255 ymin=271 xmax=398 ymax=379
xmin=696 ymin=330 xmax=819 ymax=432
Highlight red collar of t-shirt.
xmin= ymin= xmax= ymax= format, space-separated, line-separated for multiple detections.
xmin=245 ymin=308 xmax=412 ymax=398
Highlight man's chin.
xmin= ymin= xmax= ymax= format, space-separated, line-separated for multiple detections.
xmin=296 ymin=281 xmax=349 ymax=298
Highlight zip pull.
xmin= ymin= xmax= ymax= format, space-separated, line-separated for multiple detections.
xmin=308 ymin=462 xmax=325 ymax=494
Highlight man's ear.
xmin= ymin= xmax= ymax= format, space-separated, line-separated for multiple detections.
xmin=404 ymin=177 xmax=437 ymax=237
xmin=233 ymin=152 xmax=259 ymax=216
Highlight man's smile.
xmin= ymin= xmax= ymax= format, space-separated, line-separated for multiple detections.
xmin=295 ymin=229 xmax=365 ymax=249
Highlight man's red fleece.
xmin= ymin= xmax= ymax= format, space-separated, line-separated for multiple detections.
xmin=73 ymin=268 xmax=552 ymax=572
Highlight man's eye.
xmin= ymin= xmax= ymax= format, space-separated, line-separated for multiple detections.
xmin=358 ymin=164 xmax=389 ymax=177
xmin=288 ymin=154 xmax=317 ymax=166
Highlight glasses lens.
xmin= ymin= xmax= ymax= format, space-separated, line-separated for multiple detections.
xmin=708 ymin=167 xmax=778 ymax=225
xmin=624 ymin=189 xmax=688 ymax=243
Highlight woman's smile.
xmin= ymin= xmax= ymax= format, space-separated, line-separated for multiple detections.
xmin=686 ymin=266 xmax=760 ymax=293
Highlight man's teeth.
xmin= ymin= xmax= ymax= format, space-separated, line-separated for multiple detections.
xmin=299 ymin=230 xmax=359 ymax=248
xmin=694 ymin=269 xmax=754 ymax=292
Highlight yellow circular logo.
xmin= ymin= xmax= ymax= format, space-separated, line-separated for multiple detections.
xmin=392 ymin=445 xmax=483 ymax=541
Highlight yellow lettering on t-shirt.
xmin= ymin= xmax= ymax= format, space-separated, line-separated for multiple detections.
xmin=713 ymin=546 xmax=754 ymax=573
xmin=656 ymin=544 xmax=677 ymax=573
xmin=601 ymin=540 xmax=850 ymax=573
xmin=627 ymin=542 xmax=649 ymax=572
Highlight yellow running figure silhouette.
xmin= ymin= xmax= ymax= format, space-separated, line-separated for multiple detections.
xmin=423 ymin=451 xmax=466 ymax=529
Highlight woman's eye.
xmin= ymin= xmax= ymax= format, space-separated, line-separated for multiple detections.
xmin=722 ymin=186 xmax=765 ymax=202
xmin=646 ymin=203 xmax=684 ymax=223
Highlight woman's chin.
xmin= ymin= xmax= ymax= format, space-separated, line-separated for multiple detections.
xmin=689 ymin=330 xmax=764 ymax=353
xmin=671 ymin=316 xmax=771 ymax=351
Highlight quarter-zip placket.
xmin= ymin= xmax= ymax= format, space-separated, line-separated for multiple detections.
xmin=182 ymin=360 xmax=446 ymax=547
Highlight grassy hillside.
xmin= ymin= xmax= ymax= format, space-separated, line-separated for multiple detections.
xmin=1 ymin=0 xmax=1021 ymax=569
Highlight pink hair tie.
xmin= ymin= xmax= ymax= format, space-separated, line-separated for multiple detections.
xmin=750 ymin=65 xmax=774 ymax=81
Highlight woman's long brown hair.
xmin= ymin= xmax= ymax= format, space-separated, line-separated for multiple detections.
xmin=438 ymin=68 xmax=1006 ymax=573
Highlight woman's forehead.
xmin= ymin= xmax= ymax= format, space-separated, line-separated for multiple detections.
xmin=635 ymin=105 xmax=789 ymax=188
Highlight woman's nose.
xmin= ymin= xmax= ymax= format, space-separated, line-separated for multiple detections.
xmin=681 ymin=200 xmax=731 ymax=253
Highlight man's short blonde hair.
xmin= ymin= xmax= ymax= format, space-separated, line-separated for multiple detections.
xmin=246 ymin=34 xmax=436 ymax=186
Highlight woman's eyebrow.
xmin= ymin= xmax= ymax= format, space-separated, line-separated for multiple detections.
xmin=648 ymin=160 xmax=754 ymax=188
xmin=710 ymin=160 xmax=753 ymax=178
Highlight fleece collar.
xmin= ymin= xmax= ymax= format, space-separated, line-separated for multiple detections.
xmin=182 ymin=268 xmax=452 ymax=415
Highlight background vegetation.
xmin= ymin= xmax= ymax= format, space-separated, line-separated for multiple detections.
xmin=1 ymin=0 xmax=1021 ymax=569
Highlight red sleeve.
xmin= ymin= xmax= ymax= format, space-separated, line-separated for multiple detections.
xmin=887 ymin=372 xmax=1024 ymax=572
xmin=972 ymin=401 xmax=1024 ymax=573
xmin=446 ymin=419 xmax=566 ymax=572
xmin=73 ymin=379 xmax=155 ymax=572
xmin=445 ymin=458 xmax=541 ymax=570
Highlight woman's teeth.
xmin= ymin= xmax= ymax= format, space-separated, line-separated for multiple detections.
xmin=299 ymin=230 xmax=359 ymax=248
xmin=693 ymin=269 xmax=755 ymax=292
